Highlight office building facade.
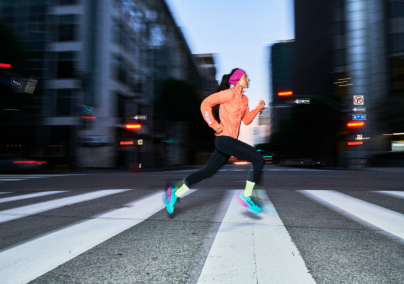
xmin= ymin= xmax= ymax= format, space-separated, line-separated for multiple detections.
xmin=0 ymin=0 xmax=202 ymax=169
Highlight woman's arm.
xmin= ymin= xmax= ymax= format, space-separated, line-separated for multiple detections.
xmin=200 ymin=90 xmax=233 ymax=130
xmin=242 ymin=99 xmax=265 ymax=125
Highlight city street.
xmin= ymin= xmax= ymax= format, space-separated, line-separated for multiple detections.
xmin=0 ymin=165 xmax=404 ymax=284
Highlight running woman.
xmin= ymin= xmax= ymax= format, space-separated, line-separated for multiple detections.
xmin=166 ymin=68 xmax=266 ymax=214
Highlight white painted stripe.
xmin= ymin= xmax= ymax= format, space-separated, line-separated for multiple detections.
xmin=0 ymin=179 xmax=25 ymax=181
xmin=0 ymin=174 xmax=84 ymax=178
xmin=0 ymin=177 xmax=46 ymax=179
xmin=0 ymin=189 xmax=130 ymax=224
xmin=0 ymin=191 xmax=66 ymax=204
xmin=197 ymin=190 xmax=315 ymax=284
xmin=374 ymin=191 xmax=404 ymax=199
xmin=0 ymin=192 xmax=11 ymax=195
xmin=0 ymin=189 xmax=197 ymax=284
xmin=262 ymin=168 xmax=329 ymax=171
xmin=300 ymin=190 xmax=404 ymax=240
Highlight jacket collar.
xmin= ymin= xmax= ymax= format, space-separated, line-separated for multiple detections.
xmin=230 ymin=86 xmax=245 ymax=96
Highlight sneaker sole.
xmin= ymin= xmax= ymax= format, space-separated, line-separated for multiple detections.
xmin=166 ymin=187 xmax=172 ymax=203
xmin=237 ymin=197 xmax=261 ymax=213
xmin=237 ymin=197 xmax=248 ymax=207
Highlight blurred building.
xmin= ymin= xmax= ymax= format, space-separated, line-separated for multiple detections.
xmin=330 ymin=0 xmax=404 ymax=165
xmin=194 ymin=53 xmax=218 ymax=97
xmin=0 ymin=0 xmax=202 ymax=169
xmin=257 ymin=108 xmax=271 ymax=145
xmin=293 ymin=1 xmax=335 ymax=97
xmin=289 ymin=0 xmax=404 ymax=166
xmin=269 ymin=40 xmax=295 ymax=135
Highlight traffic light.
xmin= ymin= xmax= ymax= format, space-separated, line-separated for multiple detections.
xmin=278 ymin=91 xmax=293 ymax=96
xmin=275 ymin=91 xmax=294 ymax=104
xmin=124 ymin=123 xmax=142 ymax=137
xmin=347 ymin=121 xmax=364 ymax=128
xmin=126 ymin=124 xmax=141 ymax=129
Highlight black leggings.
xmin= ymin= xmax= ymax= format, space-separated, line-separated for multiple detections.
xmin=186 ymin=136 xmax=264 ymax=187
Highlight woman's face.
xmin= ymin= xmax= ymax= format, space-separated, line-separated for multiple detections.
xmin=237 ymin=73 xmax=249 ymax=89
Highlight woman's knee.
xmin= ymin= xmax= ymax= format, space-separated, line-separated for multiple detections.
xmin=199 ymin=167 xmax=216 ymax=178
xmin=254 ymin=155 xmax=265 ymax=168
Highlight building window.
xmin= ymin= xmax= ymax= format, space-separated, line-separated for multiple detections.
xmin=29 ymin=5 xmax=47 ymax=14
xmin=56 ymin=89 xmax=75 ymax=116
xmin=112 ymin=19 xmax=133 ymax=50
xmin=57 ymin=51 xmax=76 ymax=78
xmin=388 ymin=56 xmax=404 ymax=94
xmin=335 ymin=49 xmax=346 ymax=66
xmin=59 ymin=0 xmax=78 ymax=5
xmin=389 ymin=33 xmax=404 ymax=53
xmin=58 ymin=14 xmax=77 ymax=41
xmin=116 ymin=93 xmax=125 ymax=118
xmin=333 ymin=21 xmax=345 ymax=36
xmin=332 ymin=0 xmax=344 ymax=8
xmin=112 ymin=54 xmax=129 ymax=84
xmin=112 ymin=20 xmax=120 ymax=43
xmin=387 ymin=2 xmax=404 ymax=18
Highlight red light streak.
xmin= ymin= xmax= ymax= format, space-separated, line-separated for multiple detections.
xmin=13 ymin=161 xmax=46 ymax=164
xmin=347 ymin=122 xmax=364 ymax=127
xmin=0 ymin=63 xmax=12 ymax=69
xmin=120 ymin=141 xmax=134 ymax=145
xmin=278 ymin=91 xmax=293 ymax=96
xmin=348 ymin=141 xmax=363 ymax=146
xmin=82 ymin=116 xmax=96 ymax=119
xmin=126 ymin=124 xmax=141 ymax=129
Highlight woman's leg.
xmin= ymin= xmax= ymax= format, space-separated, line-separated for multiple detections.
xmin=166 ymin=146 xmax=229 ymax=213
xmin=186 ymin=149 xmax=229 ymax=186
xmin=175 ymin=149 xmax=229 ymax=197
xmin=214 ymin=136 xmax=264 ymax=213
xmin=215 ymin=136 xmax=265 ymax=184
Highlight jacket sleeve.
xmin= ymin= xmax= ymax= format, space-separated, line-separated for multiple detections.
xmin=242 ymin=98 xmax=264 ymax=125
xmin=200 ymin=90 xmax=233 ymax=129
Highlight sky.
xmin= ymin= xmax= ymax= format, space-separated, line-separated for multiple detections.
xmin=165 ymin=0 xmax=295 ymax=144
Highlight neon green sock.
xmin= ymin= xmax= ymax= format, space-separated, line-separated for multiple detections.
xmin=244 ymin=181 xmax=255 ymax=197
xmin=175 ymin=183 xmax=189 ymax=197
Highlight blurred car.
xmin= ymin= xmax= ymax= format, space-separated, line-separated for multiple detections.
xmin=233 ymin=160 xmax=252 ymax=165
xmin=226 ymin=156 xmax=252 ymax=165
xmin=279 ymin=159 xmax=300 ymax=166
xmin=279 ymin=158 xmax=325 ymax=168
xmin=0 ymin=155 xmax=47 ymax=172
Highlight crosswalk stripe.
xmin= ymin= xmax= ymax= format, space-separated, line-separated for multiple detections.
xmin=0 ymin=189 xmax=197 ymax=284
xmin=0 ymin=189 xmax=130 ymax=224
xmin=0 ymin=179 xmax=25 ymax=181
xmin=300 ymin=190 xmax=404 ymax=240
xmin=374 ymin=191 xmax=404 ymax=199
xmin=0 ymin=191 xmax=66 ymax=204
xmin=197 ymin=190 xmax=315 ymax=284
xmin=0 ymin=177 xmax=46 ymax=179
xmin=0 ymin=174 xmax=82 ymax=177
xmin=0 ymin=192 xmax=11 ymax=195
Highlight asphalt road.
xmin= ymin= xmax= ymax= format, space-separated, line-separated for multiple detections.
xmin=0 ymin=165 xmax=403 ymax=284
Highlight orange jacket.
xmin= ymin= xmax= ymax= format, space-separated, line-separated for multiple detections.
xmin=201 ymin=87 xmax=264 ymax=139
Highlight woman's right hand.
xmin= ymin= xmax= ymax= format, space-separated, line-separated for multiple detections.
xmin=214 ymin=125 xmax=223 ymax=133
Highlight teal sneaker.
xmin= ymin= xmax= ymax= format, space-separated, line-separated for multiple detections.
xmin=237 ymin=193 xmax=261 ymax=213
xmin=166 ymin=180 xmax=178 ymax=214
